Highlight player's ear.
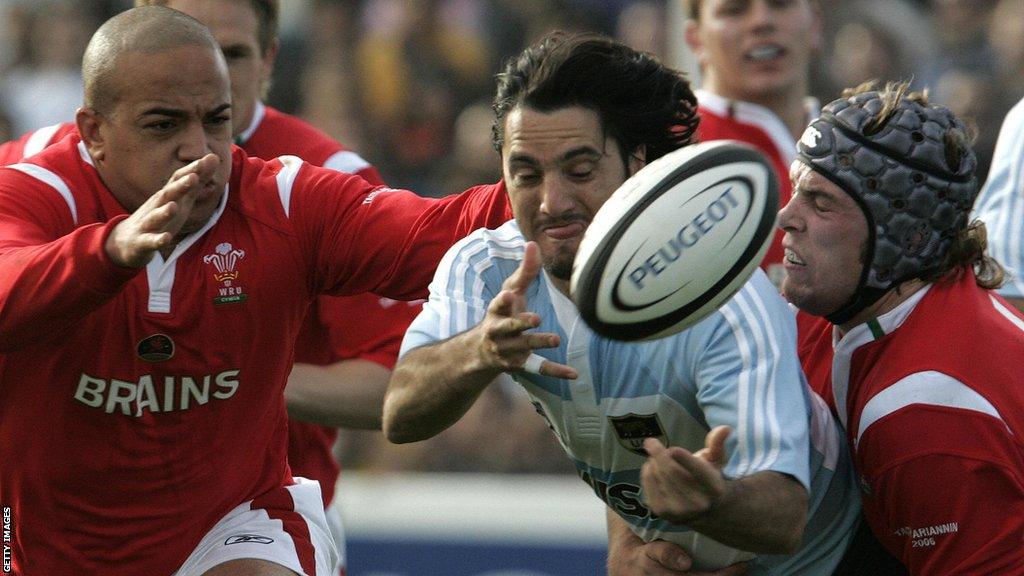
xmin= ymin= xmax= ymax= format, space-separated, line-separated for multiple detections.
xmin=76 ymin=106 xmax=107 ymax=162
xmin=629 ymin=146 xmax=646 ymax=177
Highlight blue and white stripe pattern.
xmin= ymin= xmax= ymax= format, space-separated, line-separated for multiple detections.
xmin=401 ymin=221 xmax=859 ymax=574
xmin=973 ymin=97 xmax=1024 ymax=299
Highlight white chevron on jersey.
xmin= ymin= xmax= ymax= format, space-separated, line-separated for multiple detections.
xmin=7 ymin=162 xmax=78 ymax=225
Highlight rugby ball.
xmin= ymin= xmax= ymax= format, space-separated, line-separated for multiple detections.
xmin=570 ymin=140 xmax=778 ymax=341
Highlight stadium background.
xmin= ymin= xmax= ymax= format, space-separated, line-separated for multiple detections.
xmin=1 ymin=0 xmax=1021 ymax=574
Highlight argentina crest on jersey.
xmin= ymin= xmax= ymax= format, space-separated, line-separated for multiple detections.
xmin=609 ymin=413 xmax=667 ymax=455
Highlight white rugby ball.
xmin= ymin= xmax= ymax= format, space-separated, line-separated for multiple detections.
xmin=570 ymin=140 xmax=778 ymax=341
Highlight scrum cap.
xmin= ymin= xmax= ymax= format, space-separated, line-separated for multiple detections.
xmin=796 ymin=89 xmax=978 ymax=323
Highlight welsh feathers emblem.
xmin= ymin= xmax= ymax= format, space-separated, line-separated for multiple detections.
xmin=203 ymin=242 xmax=246 ymax=284
xmin=204 ymin=242 xmax=248 ymax=305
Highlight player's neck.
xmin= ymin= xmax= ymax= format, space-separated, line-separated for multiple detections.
xmin=550 ymin=274 xmax=572 ymax=298
xmin=837 ymin=279 xmax=927 ymax=337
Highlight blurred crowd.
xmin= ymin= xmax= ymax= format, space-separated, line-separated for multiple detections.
xmin=2 ymin=0 xmax=1022 ymax=475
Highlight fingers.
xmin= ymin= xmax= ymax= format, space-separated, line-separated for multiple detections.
xmin=641 ymin=435 xmax=726 ymax=523
xmin=645 ymin=540 xmax=693 ymax=573
xmin=521 ymin=353 xmax=578 ymax=379
xmin=694 ymin=426 xmax=730 ymax=466
xmin=504 ymin=241 xmax=542 ymax=294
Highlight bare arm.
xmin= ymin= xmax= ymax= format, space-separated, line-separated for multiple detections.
xmin=606 ymin=509 xmax=747 ymax=576
xmin=285 ymin=359 xmax=391 ymax=429
xmin=641 ymin=428 xmax=807 ymax=554
xmin=383 ymin=242 xmax=576 ymax=443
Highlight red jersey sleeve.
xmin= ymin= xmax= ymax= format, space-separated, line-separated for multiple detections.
xmin=0 ymin=170 xmax=139 ymax=350
xmin=321 ymin=295 xmax=422 ymax=368
xmin=283 ymin=160 xmax=511 ymax=301
xmin=353 ymin=165 xmax=385 ymax=187
xmin=860 ymin=407 xmax=1024 ymax=575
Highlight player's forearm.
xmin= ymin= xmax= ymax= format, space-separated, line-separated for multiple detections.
xmin=606 ymin=508 xmax=643 ymax=573
xmin=687 ymin=471 xmax=807 ymax=554
xmin=0 ymin=220 xmax=139 ymax=350
xmin=285 ymin=359 xmax=390 ymax=429
xmin=383 ymin=331 xmax=503 ymax=443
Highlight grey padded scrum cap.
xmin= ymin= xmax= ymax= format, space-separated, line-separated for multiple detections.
xmin=796 ymin=89 xmax=978 ymax=322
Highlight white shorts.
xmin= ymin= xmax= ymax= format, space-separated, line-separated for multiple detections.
xmin=173 ymin=477 xmax=339 ymax=576
xmin=324 ymin=501 xmax=347 ymax=575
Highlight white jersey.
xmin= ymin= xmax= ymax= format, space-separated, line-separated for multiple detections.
xmin=973 ymin=97 xmax=1024 ymax=299
xmin=402 ymin=221 xmax=860 ymax=574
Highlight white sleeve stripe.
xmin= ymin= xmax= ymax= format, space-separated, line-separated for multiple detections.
xmin=323 ymin=150 xmax=372 ymax=174
xmin=718 ymin=297 xmax=755 ymax=475
xmin=732 ymin=291 xmax=766 ymax=473
xmin=739 ymin=285 xmax=783 ymax=469
xmin=275 ymin=155 xmax=304 ymax=217
xmin=23 ymin=123 xmax=63 ymax=158
xmin=8 ymin=163 xmax=78 ymax=225
xmin=730 ymin=287 xmax=778 ymax=473
xmin=438 ymin=238 xmax=489 ymax=337
xmin=855 ymin=371 xmax=1008 ymax=449
xmin=990 ymin=294 xmax=1024 ymax=334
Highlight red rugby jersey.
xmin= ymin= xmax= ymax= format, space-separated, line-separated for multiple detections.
xmin=797 ymin=274 xmax=1024 ymax=574
xmin=0 ymin=136 xmax=509 ymax=575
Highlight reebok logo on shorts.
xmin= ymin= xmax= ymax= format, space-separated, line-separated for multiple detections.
xmin=225 ymin=534 xmax=275 ymax=545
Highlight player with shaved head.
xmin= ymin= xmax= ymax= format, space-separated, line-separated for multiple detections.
xmin=0 ymin=6 xmax=511 ymax=575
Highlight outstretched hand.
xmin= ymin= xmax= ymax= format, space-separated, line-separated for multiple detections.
xmin=473 ymin=241 xmax=577 ymax=379
xmin=105 ymin=153 xmax=219 ymax=267
xmin=640 ymin=426 xmax=731 ymax=524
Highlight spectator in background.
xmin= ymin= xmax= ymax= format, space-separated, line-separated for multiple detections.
xmin=0 ymin=0 xmax=96 ymax=135
xmin=353 ymin=0 xmax=493 ymax=197
xmin=683 ymin=0 xmax=821 ymax=287
xmin=928 ymin=0 xmax=997 ymax=79
xmin=972 ymin=96 xmax=1024 ymax=313
xmin=823 ymin=0 xmax=934 ymax=95
xmin=986 ymin=0 xmax=1024 ymax=110
xmin=615 ymin=1 xmax=667 ymax=61
xmin=931 ymin=68 xmax=1002 ymax=183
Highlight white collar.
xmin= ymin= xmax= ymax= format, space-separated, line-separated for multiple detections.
xmin=235 ymin=100 xmax=266 ymax=146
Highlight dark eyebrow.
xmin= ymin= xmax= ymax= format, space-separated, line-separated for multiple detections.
xmin=559 ymin=146 xmax=603 ymax=163
xmin=207 ymin=104 xmax=232 ymax=118
xmin=220 ymin=43 xmax=255 ymax=57
xmin=507 ymin=145 xmax=603 ymax=167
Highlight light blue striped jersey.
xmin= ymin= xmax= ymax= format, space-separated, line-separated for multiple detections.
xmin=973 ymin=97 xmax=1024 ymax=299
xmin=401 ymin=221 xmax=859 ymax=574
